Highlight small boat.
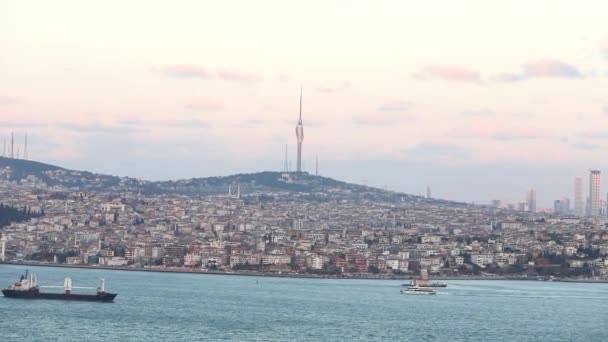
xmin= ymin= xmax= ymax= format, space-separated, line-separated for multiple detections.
xmin=400 ymin=285 xmax=436 ymax=295
xmin=425 ymin=282 xmax=447 ymax=288
xmin=2 ymin=270 xmax=117 ymax=302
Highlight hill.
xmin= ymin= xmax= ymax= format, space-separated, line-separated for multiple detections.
xmin=0 ymin=157 xmax=460 ymax=205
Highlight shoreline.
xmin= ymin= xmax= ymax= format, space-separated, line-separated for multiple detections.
xmin=2 ymin=262 xmax=607 ymax=283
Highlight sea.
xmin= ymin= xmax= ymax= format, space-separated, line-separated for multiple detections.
xmin=1 ymin=265 xmax=607 ymax=342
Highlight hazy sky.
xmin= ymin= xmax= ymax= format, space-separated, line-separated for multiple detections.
xmin=2 ymin=0 xmax=608 ymax=207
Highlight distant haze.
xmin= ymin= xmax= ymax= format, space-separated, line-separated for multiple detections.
xmin=1 ymin=0 xmax=608 ymax=207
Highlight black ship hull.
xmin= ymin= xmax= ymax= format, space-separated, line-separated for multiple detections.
xmin=2 ymin=289 xmax=117 ymax=302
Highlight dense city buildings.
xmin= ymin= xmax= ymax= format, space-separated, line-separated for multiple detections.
xmin=1 ymin=158 xmax=608 ymax=281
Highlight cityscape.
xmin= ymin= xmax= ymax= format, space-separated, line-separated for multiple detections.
xmin=1 ymin=97 xmax=608 ymax=281
xmin=2 ymin=1 xmax=608 ymax=341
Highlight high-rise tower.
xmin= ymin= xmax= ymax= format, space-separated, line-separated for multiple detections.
xmin=589 ymin=170 xmax=601 ymax=217
xmin=295 ymin=88 xmax=304 ymax=172
xmin=526 ymin=188 xmax=537 ymax=213
xmin=574 ymin=177 xmax=583 ymax=216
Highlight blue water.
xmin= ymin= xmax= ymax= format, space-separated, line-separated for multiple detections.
xmin=1 ymin=265 xmax=607 ymax=341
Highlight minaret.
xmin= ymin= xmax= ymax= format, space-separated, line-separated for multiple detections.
xmin=237 ymin=184 xmax=240 ymax=199
xmin=284 ymin=144 xmax=288 ymax=172
xmin=295 ymin=88 xmax=304 ymax=172
xmin=10 ymin=132 xmax=14 ymax=158
xmin=23 ymin=133 xmax=28 ymax=160
xmin=228 ymin=185 xmax=232 ymax=197
xmin=315 ymin=155 xmax=319 ymax=176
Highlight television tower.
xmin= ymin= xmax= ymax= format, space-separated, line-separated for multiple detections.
xmin=295 ymin=88 xmax=304 ymax=172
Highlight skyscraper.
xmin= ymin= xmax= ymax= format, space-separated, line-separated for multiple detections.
xmin=526 ymin=188 xmax=536 ymax=213
xmin=295 ymin=88 xmax=304 ymax=172
xmin=574 ymin=177 xmax=583 ymax=216
xmin=589 ymin=170 xmax=601 ymax=217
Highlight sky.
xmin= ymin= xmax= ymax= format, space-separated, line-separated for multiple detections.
xmin=1 ymin=0 xmax=608 ymax=207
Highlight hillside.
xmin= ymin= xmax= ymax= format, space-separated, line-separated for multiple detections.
xmin=0 ymin=157 xmax=459 ymax=205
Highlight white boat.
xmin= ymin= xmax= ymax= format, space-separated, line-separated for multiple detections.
xmin=400 ymin=285 xmax=436 ymax=295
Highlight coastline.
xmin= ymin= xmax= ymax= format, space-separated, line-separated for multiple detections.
xmin=2 ymin=261 xmax=607 ymax=283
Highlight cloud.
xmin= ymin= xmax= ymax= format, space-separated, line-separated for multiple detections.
xmin=450 ymin=121 xmax=548 ymax=140
xmin=187 ymin=98 xmax=224 ymax=110
xmin=58 ymin=122 xmax=149 ymax=134
xmin=234 ymin=119 xmax=265 ymax=127
xmin=489 ymin=73 xmax=525 ymax=82
xmin=521 ymin=59 xmax=582 ymax=79
xmin=217 ymin=70 xmax=261 ymax=82
xmin=574 ymin=131 xmax=608 ymax=139
xmin=405 ymin=142 xmax=470 ymax=162
xmin=0 ymin=96 xmax=20 ymax=105
xmin=155 ymin=64 xmax=210 ymax=79
xmin=571 ymin=142 xmax=600 ymax=150
xmin=0 ymin=119 xmax=47 ymax=128
xmin=599 ymin=36 xmax=608 ymax=59
xmin=461 ymin=108 xmax=496 ymax=117
xmin=121 ymin=118 xmax=209 ymax=128
xmin=491 ymin=59 xmax=583 ymax=82
xmin=353 ymin=113 xmax=415 ymax=126
xmin=378 ymin=101 xmax=409 ymax=112
xmin=315 ymin=81 xmax=351 ymax=93
xmin=413 ymin=65 xmax=481 ymax=83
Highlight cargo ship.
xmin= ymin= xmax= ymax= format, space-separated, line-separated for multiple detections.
xmin=1 ymin=270 xmax=117 ymax=302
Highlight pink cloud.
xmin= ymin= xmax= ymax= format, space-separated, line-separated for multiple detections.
xmin=521 ymin=59 xmax=582 ymax=78
xmin=217 ymin=70 xmax=261 ymax=82
xmin=156 ymin=64 xmax=210 ymax=78
xmin=489 ymin=72 xmax=524 ymax=82
xmin=187 ymin=98 xmax=224 ymax=110
xmin=414 ymin=65 xmax=481 ymax=83
xmin=599 ymin=36 xmax=608 ymax=59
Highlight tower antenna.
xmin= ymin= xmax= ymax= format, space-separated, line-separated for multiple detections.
xmin=24 ymin=133 xmax=28 ymax=160
xmin=299 ymin=86 xmax=302 ymax=123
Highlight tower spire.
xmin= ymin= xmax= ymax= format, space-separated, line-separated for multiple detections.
xmin=299 ymin=86 xmax=303 ymax=123
xmin=295 ymin=87 xmax=304 ymax=172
